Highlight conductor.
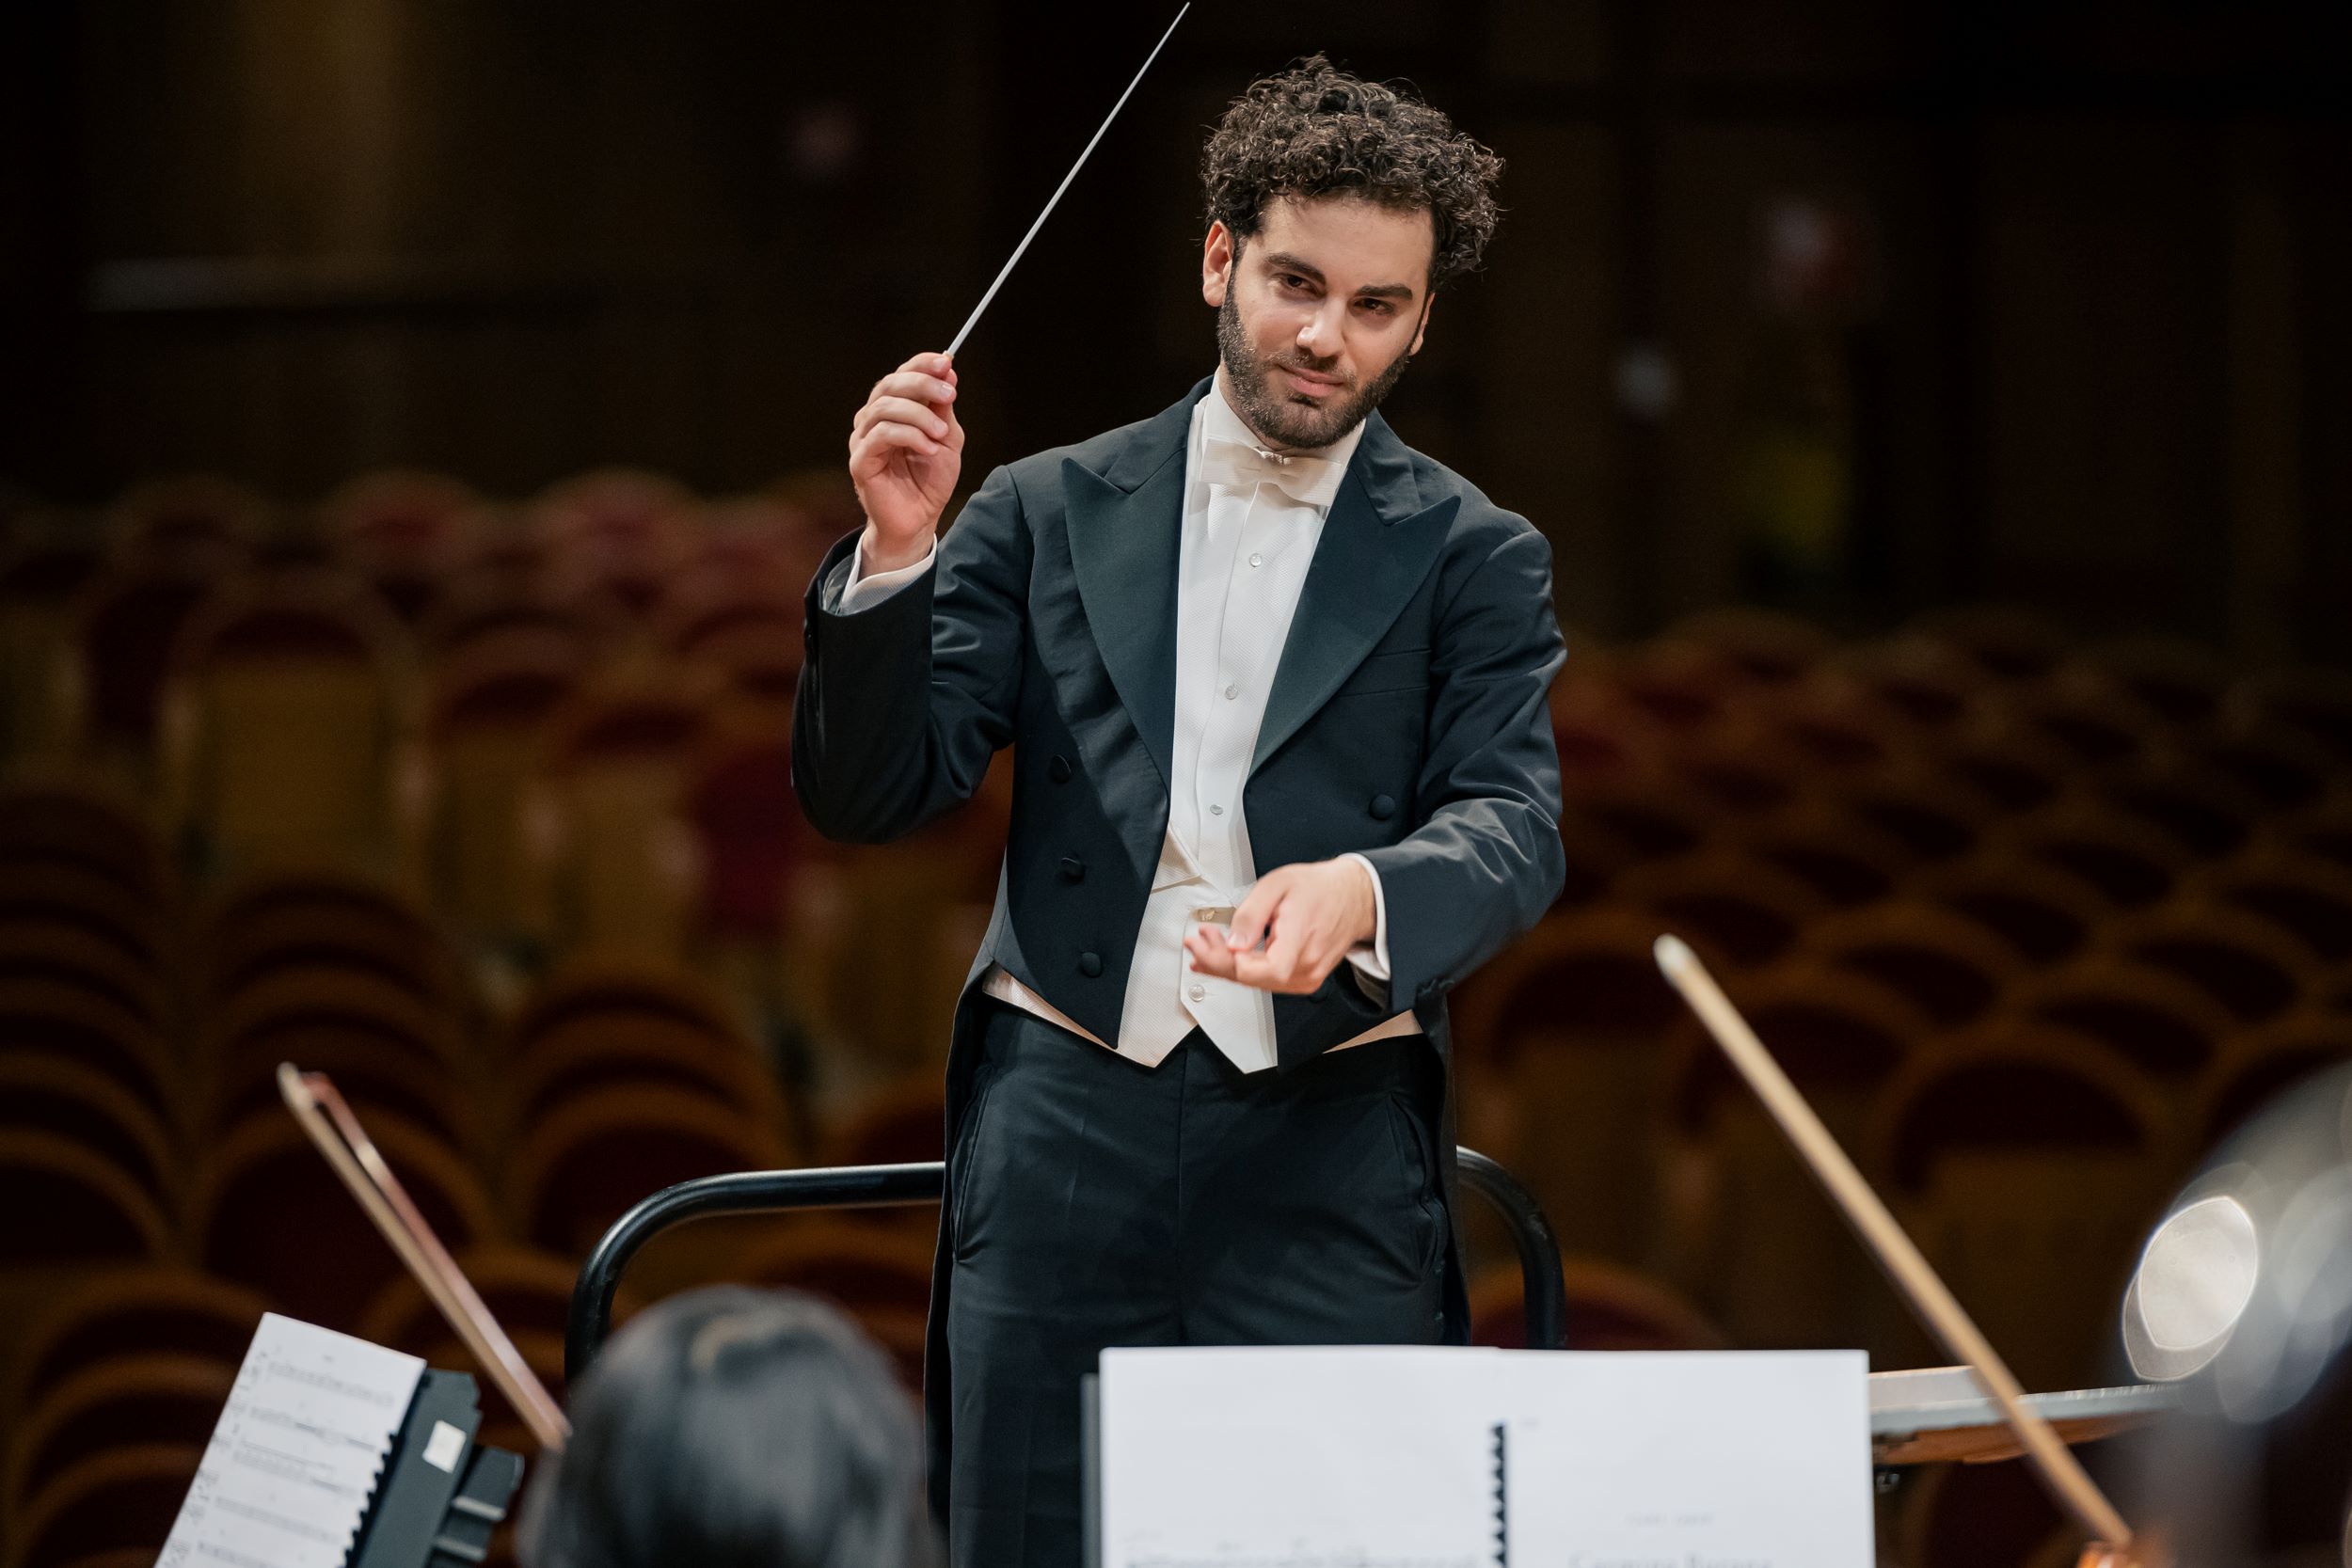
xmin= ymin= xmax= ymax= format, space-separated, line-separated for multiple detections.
xmin=792 ymin=55 xmax=1566 ymax=1568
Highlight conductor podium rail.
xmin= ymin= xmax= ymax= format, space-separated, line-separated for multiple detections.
xmin=564 ymin=1148 xmax=1568 ymax=1379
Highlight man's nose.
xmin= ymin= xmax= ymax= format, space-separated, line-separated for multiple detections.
xmin=1295 ymin=301 xmax=1344 ymax=362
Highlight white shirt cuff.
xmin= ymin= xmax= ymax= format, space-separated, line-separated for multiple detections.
xmin=1339 ymin=851 xmax=1391 ymax=993
xmin=837 ymin=534 xmax=938 ymax=611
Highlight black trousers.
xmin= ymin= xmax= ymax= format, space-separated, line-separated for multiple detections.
xmin=943 ymin=997 xmax=1451 ymax=1568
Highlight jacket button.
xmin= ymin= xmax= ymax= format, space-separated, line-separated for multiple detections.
xmin=1060 ymin=856 xmax=1085 ymax=882
xmin=1369 ymin=793 xmax=1397 ymax=820
xmin=1077 ymin=951 xmax=1103 ymax=977
xmin=1047 ymin=754 xmax=1073 ymax=784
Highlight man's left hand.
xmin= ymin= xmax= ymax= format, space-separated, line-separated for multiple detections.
xmin=1184 ymin=859 xmax=1375 ymax=995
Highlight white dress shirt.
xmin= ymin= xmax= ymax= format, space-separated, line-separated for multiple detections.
xmin=836 ymin=369 xmax=1418 ymax=1072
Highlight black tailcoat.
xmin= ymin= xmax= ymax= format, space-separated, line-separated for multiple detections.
xmin=791 ymin=376 xmax=1567 ymax=1515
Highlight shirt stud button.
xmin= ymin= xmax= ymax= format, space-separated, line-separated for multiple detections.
xmin=1188 ymin=983 xmax=1206 ymax=1002
xmin=1248 ymin=552 xmax=1263 ymax=568
xmin=1222 ymin=682 xmax=1237 ymax=700
xmin=1208 ymin=803 xmax=1223 ymax=816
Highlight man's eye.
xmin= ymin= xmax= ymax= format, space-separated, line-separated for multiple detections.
xmin=1360 ymin=300 xmax=1393 ymax=316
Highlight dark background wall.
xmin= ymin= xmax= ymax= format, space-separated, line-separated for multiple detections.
xmin=4 ymin=0 xmax=2347 ymax=658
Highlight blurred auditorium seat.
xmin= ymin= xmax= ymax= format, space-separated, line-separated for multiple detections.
xmin=1924 ymin=723 xmax=2075 ymax=816
xmin=530 ymin=467 xmax=700 ymax=613
xmin=1726 ymin=802 xmax=1913 ymax=909
xmin=2001 ymin=673 xmax=2167 ymax=775
xmin=2195 ymin=852 xmax=2352 ymax=966
xmin=2076 ymin=635 xmax=2230 ymax=729
xmin=1659 ymin=962 xmax=1926 ymax=1351
xmin=2228 ymin=665 xmax=2352 ymax=764
xmin=1831 ymin=634 xmax=1995 ymax=734
xmin=0 ymin=979 xmax=176 ymax=1122
xmin=502 ymin=953 xmax=752 ymax=1058
xmin=2102 ymin=901 xmax=2314 ymax=1025
xmin=1761 ymin=672 xmax=1913 ymax=778
xmin=198 ymin=871 xmax=466 ymax=1012
xmin=0 ymin=777 xmax=169 ymax=900
xmin=195 ymin=1110 xmax=496 ymax=1331
xmin=103 ymin=476 xmax=266 ymax=564
xmin=2094 ymin=759 xmax=2264 ymax=862
xmin=2195 ymin=1010 xmax=2352 ymax=1152
xmin=1469 ymin=1255 xmax=1727 ymax=1353
xmin=1445 ymin=908 xmax=1700 ymax=1265
xmin=1659 ymin=606 xmax=1832 ymax=686
xmin=1837 ymin=768 xmax=1994 ymax=866
xmin=0 ymin=919 xmax=173 ymax=1032
xmin=9 ymin=1443 xmax=203 ymax=1568
xmin=1802 ymin=901 xmax=2027 ymax=1031
xmin=356 ymin=1243 xmax=603 ymax=1354
xmin=0 ymin=536 xmax=109 ymax=763
xmin=2184 ymin=713 xmax=2339 ymax=814
xmin=529 ymin=666 xmax=721 ymax=956
xmin=507 ymin=1085 xmax=787 ymax=1262
xmin=0 ymin=1133 xmax=171 ymax=1275
xmin=1911 ymin=854 xmax=2109 ymax=966
xmin=5 ymin=1354 xmax=235 ymax=1522
xmin=0 ymin=1060 xmax=176 ymax=1209
xmin=1903 ymin=604 xmax=2072 ymax=685
xmin=419 ymin=628 xmax=582 ymax=951
xmin=502 ymin=1007 xmax=781 ymax=1136
xmin=683 ymin=705 xmax=817 ymax=1020
xmin=316 ymin=468 xmax=485 ymax=623
xmin=1558 ymin=775 xmax=1714 ymax=866
xmin=4 ymin=1268 xmax=262 ymax=1419
xmin=2011 ymin=952 xmax=2239 ymax=1082
xmin=1660 ymin=720 xmax=1811 ymax=821
xmin=418 ymin=569 xmax=628 ymax=667
xmin=1612 ymin=851 xmax=1827 ymax=969
xmin=1892 ymin=1452 xmax=2065 ymax=1568
xmin=60 ymin=554 xmax=230 ymax=786
xmin=1867 ymin=1038 xmax=2170 ymax=1390
xmin=1995 ymin=800 xmax=2191 ymax=911
xmin=819 ymin=1073 xmax=947 ymax=1169
xmin=0 ymin=863 xmax=172 ymax=984
xmin=194 ymin=964 xmax=469 ymax=1147
xmin=160 ymin=572 xmax=411 ymax=884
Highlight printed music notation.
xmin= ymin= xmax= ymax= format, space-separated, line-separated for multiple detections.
xmin=159 ymin=1315 xmax=426 ymax=1568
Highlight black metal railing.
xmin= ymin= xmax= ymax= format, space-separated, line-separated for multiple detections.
xmin=566 ymin=1148 xmax=1565 ymax=1381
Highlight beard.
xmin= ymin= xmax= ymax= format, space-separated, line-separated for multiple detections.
xmin=1215 ymin=285 xmax=1418 ymax=451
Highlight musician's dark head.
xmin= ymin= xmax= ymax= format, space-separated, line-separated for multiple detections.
xmin=1200 ymin=54 xmax=1503 ymax=451
xmin=517 ymin=1286 xmax=936 ymax=1568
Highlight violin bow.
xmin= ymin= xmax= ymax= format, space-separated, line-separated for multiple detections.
xmin=278 ymin=1063 xmax=572 ymax=1450
xmin=1653 ymin=936 xmax=2143 ymax=1563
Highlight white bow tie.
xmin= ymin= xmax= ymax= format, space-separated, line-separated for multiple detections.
xmin=1199 ymin=434 xmax=1340 ymax=504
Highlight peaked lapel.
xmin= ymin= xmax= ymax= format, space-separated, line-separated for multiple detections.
xmin=1251 ymin=409 xmax=1459 ymax=774
xmin=1062 ymin=379 xmax=1206 ymax=794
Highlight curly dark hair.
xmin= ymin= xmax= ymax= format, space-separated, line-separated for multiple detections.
xmin=1200 ymin=54 xmax=1503 ymax=294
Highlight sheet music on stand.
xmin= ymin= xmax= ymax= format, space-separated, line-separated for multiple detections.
xmin=159 ymin=1312 xmax=526 ymax=1568
xmin=162 ymin=1314 xmax=425 ymax=1568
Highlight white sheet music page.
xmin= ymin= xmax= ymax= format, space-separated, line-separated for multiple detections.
xmin=1100 ymin=1346 xmax=1504 ymax=1568
xmin=159 ymin=1313 xmax=426 ymax=1568
xmin=1503 ymin=1351 xmax=1872 ymax=1568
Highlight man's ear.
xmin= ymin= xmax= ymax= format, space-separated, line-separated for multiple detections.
xmin=1201 ymin=222 xmax=1234 ymax=308
xmin=1407 ymin=290 xmax=1435 ymax=357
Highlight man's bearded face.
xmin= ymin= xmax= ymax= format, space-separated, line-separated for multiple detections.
xmin=1208 ymin=195 xmax=1434 ymax=451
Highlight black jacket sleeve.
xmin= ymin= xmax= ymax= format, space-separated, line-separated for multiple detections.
xmin=789 ymin=466 xmax=1032 ymax=845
